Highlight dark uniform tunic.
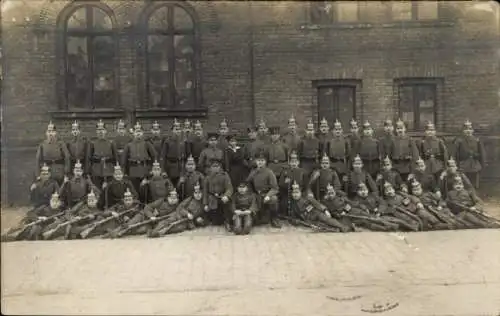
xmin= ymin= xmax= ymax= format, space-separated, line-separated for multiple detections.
xmin=299 ymin=135 xmax=320 ymax=174
xmin=246 ymin=166 xmax=279 ymax=224
xmin=67 ymin=204 xmax=104 ymax=239
xmin=177 ymin=170 xmax=205 ymax=201
xmin=217 ymin=135 xmax=229 ymax=151
xmin=243 ymin=139 xmax=266 ymax=170
xmin=103 ymin=178 xmax=138 ymax=208
xmin=161 ymin=135 xmax=187 ymax=181
xmin=265 ymin=141 xmax=289 ymax=176
xmin=186 ymin=135 xmax=206 ymax=163
xmin=231 ymin=191 xmax=259 ymax=234
xmin=420 ymin=136 xmax=448 ymax=175
xmin=418 ymin=191 xmax=467 ymax=228
xmin=379 ymin=134 xmax=395 ymax=160
xmin=439 ymin=171 xmax=474 ymax=197
xmin=226 ymin=146 xmax=247 ymax=186
xmin=376 ymin=169 xmax=404 ymax=192
xmin=345 ymin=170 xmax=378 ymax=197
xmin=17 ymin=205 xmax=65 ymax=240
xmin=150 ymin=198 xmax=201 ymax=236
xmin=199 ymin=147 xmax=225 ymax=174
xmin=446 ymin=189 xmax=499 ymax=228
xmin=147 ymin=135 xmax=165 ymax=161
xmin=86 ymin=138 xmax=118 ymax=185
xmin=282 ymin=131 xmax=301 ymax=153
xmin=326 ymin=136 xmax=350 ymax=175
xmin=114 ymin=134 xmax=132 ymax=164
xmin=36 ymin=140 xmax=71 ymax=183
xmin=122 ymin=139 xmax=156 ymax=193
xmin=349 ymin=194 xmax=401 ymax=231
xmin=82 ymin=202 xmax=141 ymax=238
xmin=317 ymin=132 xmax=331 ymax=156
xmin=454 ymin=135 xmax=485 ymax=174
xmin=347 ymin=134 xmax=362 ymax=161
xmin=391 ymin=135 xmax=419 ymax=176
xmin=308 ymin=168 xmax=341 ymax=200
xmin=203 ymin=170 xmax=233 ymax=224
xmin=384 ymin=194 xmax=421 ymax=231
xmin=290 ymin=195 xmax=347 ymax=231
xmin=59 ymin=177 xmax=99 ymax=207
xmin=278 ymin=165 xmax=309 ymax=214
xmin=358 ymin=136 xmax=380 ymax=177
xmin=67 ymin=136 xmax=88 ymax=174
xmin=30 ymin=179 xmax=60 ymax=207
xmin=141 ymin=176 xmax=174 ymax=203
xmin=410 ymin=170 xmax=437 ymax=193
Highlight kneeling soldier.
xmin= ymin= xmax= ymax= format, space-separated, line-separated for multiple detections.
xmin=103 ymin=163 xmax=138 ymax=208
xmin=140 ymin=160 xmax=174 ymax=203
xmin=345 ymin=155 xmax=378 ymax=198
xmin=308 ymin=153 xmax=341 ymax=200
xmin=279 ymin=151 xmax=309 ymax=215
xmin=177 ymin=155 xmax=205 ymax=200
xmin=407 ymin=156 xmax=438 ymax=193
xmin=59 ymin=160 xmax=100 ymax=208
xmin=30 ymin=163 xmax=60 ymax=208
xmin=231 ymin=182 xmax=259 ymax=235
xmin=439 ymin=157 xmax=474 ymax=197
xmin=376 ymin=156 xmax=406 ymax=194
xmin=203 ymin=159 xmax=233 ymax=229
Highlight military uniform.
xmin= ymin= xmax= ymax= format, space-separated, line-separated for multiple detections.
xmin=246 ymin=158 xmax=279 ymax=226
xmin=186 ymin=131 xmax=206 ymax=165
xmin=391 ymin=119 xmax=419 ymax=179
xmin=161 ymin=132 xmax=187 ymax=183
xmin=349 ymin=191 xmax=401 ymax=231
xmin=66 ymin=200 xmax=104 ymax=239
xmin=226 ymin=136 xmax=247 ymax=186
xmin=326 ymin=135 xmax=350 ymax=176
xmin=87 ymin=120 xmax=119 ymax=188
xmin=231 ymin=183 xmax=259 ymax=235
xmin=278 ymin=152 xmax=309 ymax=214
xmin=67 ymin=121 xmax=89 ymax=174
xmin=114 ymin=120 xmax=132 ymax=164
xmin=36 ymin=122 xmax=71 ymax=184
xmin=345 ymin=156 xmax=378 ymax=197
xmin=299 ymin=120 xmax=320 ymax=175
xmin=217 ymin=119 xmax=230 ymax=151
xmin=103 ymin=166 xmax=138 ymax=208
xmin=375 ymin=157 xmax=405 ymax=193
xmin=265 ymin=127 xmax=289 ymax=176
xmin=308 ymin=160 xmax=341 ymax=200
xmin=317 ymin=117 xmax=332 ymax=155
xmin=383 ymin=190 xmax=422 ymax=231
xmin=347 ymin=119 xmax=362 ymax=161
xmin=447 ymin=185 xmax=499 ymax=228
xmin=358 ymin=122 xmax=381 ymax=177
xmin=419 ymin=123 xmax=448 ymax=176
xmin=203 ymin=160 xmax=233 ymax=225
xmin=318 ymin=188 xmax=356 ymax=232
xmin=439 ymin=159 xmax=474 ymax=197
xmin=30 ymin=174 xmax=60 ymax=207
xmin=199 ymin=133 xmax=225 ymax=174
xmin=408 ymin=168 xmax=437 ymax=193
xmin=416 ymin=189 xmax=469 ymax=229
xmin=177 ymin=157 xmax=205 ymax=200
xmin=147 ymin=121 xmax=165 ymax=161
xmin=243 ymin=128 xmax=266 ymax=170
xmin=140 ymin=174 xmax=174 ymax=203
xmin=59 ymin=174 xmax=99 ymax=208
xmin=282 ymin=130 xmax=301 ymax=154
xmin=453 ymin=120 xmax=485 ymax=189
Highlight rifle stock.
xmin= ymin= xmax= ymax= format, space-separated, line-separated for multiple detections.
xmin=80 ymin=207 xmax=137 ymax=239
xmin=42 ymin=214 xmax=95 ymax=240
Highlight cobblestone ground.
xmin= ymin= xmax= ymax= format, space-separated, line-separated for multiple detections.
xmin=1 ymin=203 xmax=500 ymax=316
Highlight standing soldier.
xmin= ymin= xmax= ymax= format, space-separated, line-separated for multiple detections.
xmin=59 ymin=160 xmax=100 ymax=208
xmin=308 ymin=153 xmax=341 ymax=200
xmin=317 ymin=117 xmax=331 ymax=155
xmin=30 ymin=163 xmax=60 ymax=207
xmin=265 ymin=126 xmax=289 ymax=177
xmin=420 ymin=121 xmax=448 ymax=179
xmin=392 ymin=119 xmax=419 ymax=180
xmin=103 ymin=163 xmax=138 ymax=209
xmin=282 ymin=114 xmax=301 ymax=153
xmin=348 ymin=118 xmax=362 ymax=161
xmin=299 ymin=119 xmax=320 ymax=175
xmin=177 ymin=155 xmax=205 ymax=200
xmin=226 ymin=134 xmax=247 ymax=186
xmin=161 ymin=120 xmax=186 ymax=185
xmin=257 ymin=117 xmax=270 ymax=144
xmin=66 ymin=121 xmax=88 ymax=174
xmin=218 ymin=118 xmax=230 ymax=151
xmin=114 ymin=119 xmax=132 ymax=164
xmin=246 ymin=153 xmax=280 ymax=227
xmin=345 ymin=155 xmax=378 ymax=197
xmin=186 ymin=120 xmax=206 ymax=165
xmin=122 ymin=122 xmax=156 ymax=195
xmin=379 ymin=119 xmax=395 ymax=160
xmin=139 ymin=160 xmax=174 ymax=203
xmin=86 ymin=119 xmax=118 ymax=190
xmin=326 ymin=119 xmax=350 ymax=178
xmin=453 ymin=120 xmax=485 ymax=189
xmin=358 ymin=121 xmax=381 ymax=177
xmin=278 ymin=151 xmax=309 ymax=214
xmin=36 ymin=121 xmax=71 ymax=185
xmin=148 ymin=121 xmax=165 ymax=161
xmin=243 ymin=126 xmax=265 ymax=171
xmin=199 ymin=133 xmax=225 ymax=174
xmin=375 ymin=156 xmax=406 ymax=193
xmin=203 ymin=159 xmax=233 ymax=229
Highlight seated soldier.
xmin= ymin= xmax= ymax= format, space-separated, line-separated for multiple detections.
xmin=30 ymin=163 xmax=60 ymax=208
xmin=376 ymin=156 xmax=406 ymax=193
xmin=177 ymin=155 xmax=205 ymax=200
xmin=407 ymin=156 xmax=438 ymax=193
xmin=344 ymin=155 xmax=378 ymax=198
xmin=318 ymin=183 xmax=354 ymax=232
xmin=231 ymin=181 xmax=259 ymax=235
xmin=103 ymin=163 xmax=138 ymax=209
xmin=446 ymin=176 xmax=500 ymax=229
xmin=382 ymin=182 xmax=422 ymax=231
xmin=140 ymin=160 xmax=174 ymax=203
xmin=59 ymin=160 xmax=100 ymax=208
xmin=148 ymin=186 xmax=205 ymax=237
xmin=289 ymin=181 xmax=347 ymax=232
xmin=113 ymin=188 xmax=181 ymax=237
xmin=308 ymin=153 xmax=341 ymax=200
xmin=439 ymin=157 xmax=474 ymax=198
xmin=79 ymin=188 xmax=141 ymax=239
xmin=203 ymin=159 xmax=233 ymax=230
xmin=278 ymin=151 xmax=309 ymax=215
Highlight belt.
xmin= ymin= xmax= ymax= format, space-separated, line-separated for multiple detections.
xmin=330 ymin=158 xmax=345 ymax=162
xmin=128 ymin=159 xmax=151 ymax=165
xmin=392 ymin=158 xmax=411 ymax=162
xmin=166 ymin=157 xmax=182 ymax=162
xmin=360 ymin=157 xmax=380 ymax=161
xmin=91 ymin=157 xmax=114 ymax=163
xmin=44 ymin=159 xmax=65 ymax=164
xmin=269 ymin=160 xmax=286 ymax=163
xmin=302 ymin=157 xmax=316 ymax=161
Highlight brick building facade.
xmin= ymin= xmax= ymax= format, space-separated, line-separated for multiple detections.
xmin=1 ymin=1 xmax=499 ymax=204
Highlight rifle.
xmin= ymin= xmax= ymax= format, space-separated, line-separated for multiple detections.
xmin=449 ymin=200 xmax=500 ymax=224
xmin=391 ymin=204 xmax=424 ymax=230
xmin=278 ymin=214 xmax=338 ymax=233
xmin=5 ymin=209 xmax=66 ymax=241
xmin=79 ymin=206 xmax=138 ymax=239
xmin=114 ymin=212 xmax=177 ymax=238
xmin=153 ymin=217 xmax=192 ymax=237
xmin=42 ymin=213 xmax=95 ymax=240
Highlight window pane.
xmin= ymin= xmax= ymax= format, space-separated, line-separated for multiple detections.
xmin=417 ymin=1 xmax=438 ymax=20
xmin=92 ymin=7 xmax=113 ymax=30
xmin=66 ymin=37 xmax=90 ymax=108
xmin=310 ymin=1 xmax=334 ymax=24
xmin=92 ymin=36 xmax=115 ymax=108
xmin=336 ymin=1 xmax=358 ymax=22
xmin=174 ymin=35 xmax=194 ymax=57
xmin=173 ymin=6 xmax=193 ymax=30
xmin=416 ymin=85 xmax=436 ymax=128
xmin=148 ymin=6 xmax=169 ymax=30
xmin=67 ymin=7 xmax=87 ymax=30
xmin=318 ymin=87 xmax=335 ymax=124
xmin=175 ymin=58 xmax=195 ymax=108
xmin=399 ymin=85 xmax=415 ymax=130
xmin=148 ymin=35 xmax=171 ymax=108
xmin=392 ymin=1 xmax=413 ymax=20
xmin=336 ymin=87 xmax=355 ymax=128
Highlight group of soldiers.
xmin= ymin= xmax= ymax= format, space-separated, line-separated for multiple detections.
xmin=2 ymin=115 xmax=498 ymax=242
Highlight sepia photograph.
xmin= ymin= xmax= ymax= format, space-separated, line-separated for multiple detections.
xmin=1 ymin=0 xmax=499 ymax=315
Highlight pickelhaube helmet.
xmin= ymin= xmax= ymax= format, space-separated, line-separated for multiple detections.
xmin=448 ymin=157 xmax=457 ymax=167
xmin=88 ymin=188 xmax=96 ymax=199
xmin=133 ymin=121 xmax=143 ymax=131
xmin=321 ymin=152 xmax=330 ymax=162
xmin=51 ymin=190 xmax=60 ymax=200
xmin=326 ymin=183 xmax=335 ymax=192
xmin=426 ymin=121 xmax=435 ymax=130
xmin=168 ymin=188 xmax=178 ymax=197
xmin=186 ymin=154 xmax=195 ymax=164
xmin=193 ymin=181 xmax=201 ymax=192
xmin=117 ymin=119 xmax=126 ymax=129
xmin=383 ymin=119 xmax=393 ymax=127
xmin=96 ymin=119 xmax=105 ymax=130
xmin=288 ymin=114 xmax=296 ymax=125
xmin=463 ymin=119 xmax=473 ymax=128
xmin=334 ymin=119 xmax=342 ymax=129
xmin=114 ymin=162 xmax=122 ymax=172
xmin=383 ymin=181 xmax=393 ymax=190
xmin=184 ymin=119 xmax=191 ymax=128
xmin=74 ymin=159 xmax=83 ymax=170
xmin=350 ymin=118 xmax=358 ymax=128
xmin=410 ymin=180 xmax=422 ymax=190
xmin=306 ymin=118 xmax=314 ymax=130
xmin=71 ymin=120 xmax=79 ymax=129
xmin=219 ymin=118 xmax=228 ymax=128
xmin=383 ymin=155 xmax=392 ymax=165
xmin=363 ymin=120 xmax=371 ymax=129
xmin=41 ymin=163 xmax=50 ymax=172
xmin=353 ymin=154 xmax=363 ymax=164
xmin=47 ymin=121 xmax=56 ymax=131
xmin=396 ymin=118 xmax=405 ymax=128
xmin=194 ymin=120 xmax=202 ymax=129
xmin=416 ymin=156 xmax=425 ymax=165
xmin=152 ymin=121 xmax=160 ymax=130
xmin=289 ymin=150 xmax=299 ymax=160
xmin=320 ymin=117 xmax=329 ymax=127
xmin=291 ymin=180 xmax=300 ymax=191
xmin=152 ymin=160 xmax=161 ymax=169
xmin=123 ymin=188 xmax=132 ymax=198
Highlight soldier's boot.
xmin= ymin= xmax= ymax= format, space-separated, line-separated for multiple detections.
xmin=28 ymin=225 xmax=43 ymax=240
xmin=321 ymin=215 xmax=350 ymax=232
xmin=1 ymin=234 xmax=17 ymax=242
xmin=242 ymin=214 xmax=253 ymax=235
xmin=269 ymin=205 xmax=282 ymax=228
xmin=233 ymin=215 xmax=243 ymax=235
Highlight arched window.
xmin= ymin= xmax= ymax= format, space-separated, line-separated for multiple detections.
xmin=57 ymin=3 xmax=119 ymax=109
xmin=140 ymin=2 xmax=200 ymax=109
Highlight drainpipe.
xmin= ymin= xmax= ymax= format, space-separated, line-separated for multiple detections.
xmin=249 ymin=1 xmax=256 ymax=126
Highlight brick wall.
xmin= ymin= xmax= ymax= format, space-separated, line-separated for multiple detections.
xmin=1 ymin=0 xmax=499 ymax=204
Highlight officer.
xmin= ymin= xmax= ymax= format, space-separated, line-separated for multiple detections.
xmin=161 ymin=120 xmax=186 ymax=184
xmin=282 ymin=114 xmax=301 ymax=153
xmin=299 ymin=119 xmax=320 ymax=175
xmin=87 ymin=119 xmax=119 ymax=190
xmin=177 ymin=155 xmax=205 ymax=200
xmin=392 ymin=119 xmax=419 ymax=180
xmin=186 ymin=120 xmax=206 ymax=164
xmin=30 ymin=163 xmax=60 ymax=207
xmin=66 ymin=120 xmax=88 ymax=174
xmin=59 ymin=160 xmax=100 ymax=208
xmin=148 ymin=121 xmax=165 ymax=161
xmin=36 ymin=121 xmax=71 ymax=185
xmin=199 ymin=133 xmax=225 ymax=174
xmin=278 ymin=151 xmax=309 ymax=215
xmin=317 ymin=117 xmax=331 ymax=155
xmin=419 ymin=121 xmax=448 ymax=179
xmin=358 ymin=121 xmax=380 ymax=177
xmin=203 ymin=159 xmax=233 ymax=229
xmin=265 ymin=126 xmax=289 ymax=176
xmin=218 ymin=118 xmax=230 ymax=150
xmin=231 ymin=181 xmax=259 ymax=235
xmin=453 ymin=120 xmax=485 ymax=189
xmin=379 ymin=119 xmax=395 ymax=159
xmin=326 ymin=119 xmax=350 ymax=177
xmin=345 ymin=155 xmax=378 ymax=197
xmin=140 ymin=160 xmax=174 ymax=203
xmin=122 ymin=121 xmax=156 ymax=195
xmin=308 ymin=153 xmax=341 ymax=200
xmin=114 ymin=119 xmax=132 ymax=164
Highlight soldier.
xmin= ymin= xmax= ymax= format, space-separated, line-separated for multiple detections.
xmin=358 ymin=121 xmax=381 ymax=177
xmin=256 ymin=117 xmax=270 ymax=143
xmin=375 ymin=156 xmax=406 ymax=193
xmin=30 ymin=163 xmax=60 ymax=207
xmin=114 ymin=119 xmax=132 ymax=164
xmin=161 ymin=120 xmax=186 ymax=184
xmin=392 ymin=119 xmax=419 ymax=180
xmin=59 ymin=160 xmax=99 ymax=208
xmin=326 ymin=119 xmax=350 ymax=177
xmin=453 ymin=120 xmax=485 ymax=189
xmin=186 ymin=120 xmax=206 ymax=164
xmin=308 ymin=153 xmax=341 ymax=200
xmin=317 ymin=117 xmax=331 ymax=155
xmin=182 ymin=119 xmax=193 ymax=141
xmin=203 ymin=159 xmax=233 ymax=229
xmin=231 ymin=181 xmax=259 ymax=235
xmin=199 ymin=133 xmax=225 ymax=174
xmin=148 ymin=121 xmax=165 ymax=161
xmin=66 ymin=120 xmax=88 ymax=174
xmin=278 ymin=151 xmax=309 ymax=215
xmin=122 ymin=122 xmax=156 ymax=195
xmin=382 ymin=182 xmax=422 ymax=231
xmin=65 ymin=189 xmax=104 ymax=239
xmin=347 ymin=118 xmax=362 ymax=161
xmin=282 ymin=114 xmax=301 ymax=153
xmin=139 ymin=160 xmax=174 ymax=203
xmin=407 ymin=156 xmax=438 ymax=193
xmin=35 ymin=121 xmax=71 ymax=184
xmin=218 ymin=118 xmax=230 ymax=150
xmin=379 ymin=119 xmax=395 ymax=160
xmin=288 ymin=181 xmax=347 ymax=232
xmin=226 ymin=134 xmax=247 ymax=186
xmin=299 ymin=119 xmax=320 ymax=175
xmin=447 ymin=176 xmax=500 ymax=228
xmin=177 ymin=155 xmax=205 ymax=201
xmin=419 ymin=121 xmax=448 ymax=179
xmin=318 ymin=183 xmax=354 ymax=232
xmin=243 ymin=126 xmax=265 ymax=171
xmin=87 ymin=119 xmax=119 ymax=189
xmin=103 ymin=163 xmax=138 ymax=209
xmin=344 ymin=155 xmax=378 ymax=198
xmin=439 ymin=157 xmax=474 ymax=197
xmin=265 ymin=126 xmax=289 ymax=176
xmin=148 ymin=186 xmax=205 ymax=238
xmin=246 ymin=152 xmax=280 ymax=227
